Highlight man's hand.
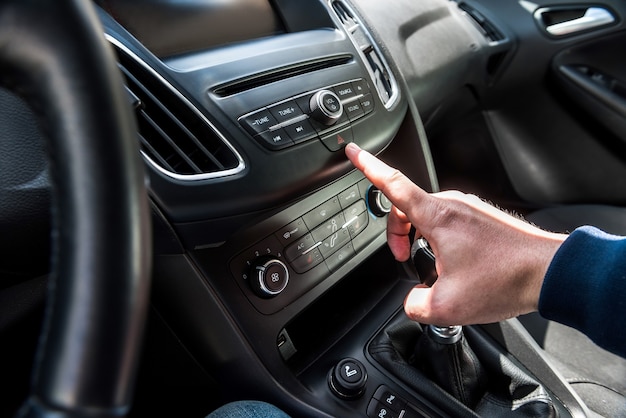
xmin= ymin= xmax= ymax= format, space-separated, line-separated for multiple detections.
xmin=345 ymin=143 xmax=566 ymax=326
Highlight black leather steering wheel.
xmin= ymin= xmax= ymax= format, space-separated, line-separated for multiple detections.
xmin=0 ymin=0 xmax=151 ymax=416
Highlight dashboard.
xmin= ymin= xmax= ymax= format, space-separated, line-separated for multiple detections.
xmin=97 ymin=0 xmax=626 ymax=416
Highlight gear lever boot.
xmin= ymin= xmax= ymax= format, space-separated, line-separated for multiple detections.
xmin=415 ymin=325 xmax=487 ymax=408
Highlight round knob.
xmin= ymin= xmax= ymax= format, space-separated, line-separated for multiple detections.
xmin=249 ymin=257 xmax=289 ymax=298
xmin=309 ymin=90 xmax=343 ymax=126
xmin=367 ymin=186 xmax=392 ymax=217
xmin=328 ymin=358 xmax=367 ymax=399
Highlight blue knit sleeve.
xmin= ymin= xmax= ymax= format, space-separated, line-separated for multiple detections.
xmin=538 ymin=226 xmax=626 ymax=358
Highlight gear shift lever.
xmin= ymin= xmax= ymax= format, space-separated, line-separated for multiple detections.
xmin=410 ymin=238 xmax=463 ymax=343
xmin=409 ymin=238 xmax=486 ymax=407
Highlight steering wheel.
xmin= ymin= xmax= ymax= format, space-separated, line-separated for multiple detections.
xmin=0 ymin=0 xmax=151 ymax=416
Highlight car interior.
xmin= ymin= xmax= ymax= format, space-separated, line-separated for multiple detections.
xmin=2 ymin=0 xmax=626 ymax=417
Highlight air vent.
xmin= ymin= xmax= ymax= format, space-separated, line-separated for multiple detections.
xmin=458 ymin=2 xmax=505 ymax=43
xmin=331 ymin=1 xmax=398 ymax=108
xmin=108 ymin=38 xmax=245 ymax=181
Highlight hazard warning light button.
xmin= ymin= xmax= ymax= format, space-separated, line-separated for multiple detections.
xmin=320 ymin=126 xmax=354 ymax=151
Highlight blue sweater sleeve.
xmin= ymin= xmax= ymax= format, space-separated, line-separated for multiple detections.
xmin=539 ymin=226 xmax=626 ymax=358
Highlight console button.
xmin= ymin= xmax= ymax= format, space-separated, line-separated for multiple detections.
xmin=360 ymin=93 xmax=374 ymax=115
xmin=256 ymin=128 xmax=294 ymax=150
xmin=319 ymin=227 xmax=350 ymax=258
xmin=367 ymin=400 xmax=399 ymax=418
xmin=283 ymin=118 xmax=316 ymax=144
xmin=311 ymin=212 xmax=346 ymax=242
xmin=352 ymin=79 xmax=370 ymax=96
xmin=275 ymin=218 xmax=308 ymax=246
xmin=303 ymin=197 xmax=341 ymax=230
xmin=285 ymin=233 xmax=318 ymax=262
xmin=338 ymin=184 xmax=361 ymax=209
xmin=373 ymin=386 xmax=407 ymax=413
xmin=290 ymin=247 xmax=324 ymax=273
xmin=269 ymin=100 xmax=303 ymax=124
xmin=345 ymin=211 xmax=369 ymax=239
xmin=295 ymin=93 xmax=313 ymax=114
xmin=240 ymin=109 xmax=277 ymax=135
xmin=333 ymin=82 xmax=357 ymax=101
xmin=320 ymin=126 xmax=353 ymax=151
xmin=344 ymin=100 xmax=365 ymax=121
xmin=343 ymin=199 xmax=367 ymax=220
xmin=325 ymin=242 xmax=355 ymax=272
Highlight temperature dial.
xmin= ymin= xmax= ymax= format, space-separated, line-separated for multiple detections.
xmin=309 ymin=90 xmax=343 ymax=125
xmin=249 ymin=257 xmax=289 ymax=298
xmin=367 ymin=186 xmax=392 ymax=217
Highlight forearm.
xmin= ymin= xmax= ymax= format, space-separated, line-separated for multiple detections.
xmin=539 ymin=226 xmax=626 ymax=357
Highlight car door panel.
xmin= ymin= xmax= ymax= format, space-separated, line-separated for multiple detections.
xmin=426 ymin=0 xmax=626 ymax=207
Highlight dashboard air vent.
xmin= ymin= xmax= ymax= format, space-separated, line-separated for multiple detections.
xmin=458 ymin=2 xmax=505 ymax=43
xmin=331 ymin=1 xmax=399 ymax=108
xmin=109 ymin=39 xmax=244 ymax=181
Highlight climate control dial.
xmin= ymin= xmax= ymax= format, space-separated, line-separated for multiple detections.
xmin=249 ymin=257 xmax=289 ymax=298
xmin=367 ymin=186 xmax=392 ymax=217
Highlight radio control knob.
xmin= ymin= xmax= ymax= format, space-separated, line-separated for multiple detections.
xmin=309 ymin=90 xmax=343 ymax=126
xmin=249 ymin=257 xmax=289 ymax=298
xmin=367 ymin=186 xmax=392 ymax=217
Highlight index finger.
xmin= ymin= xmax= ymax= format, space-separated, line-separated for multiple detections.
xmin=345 ymin=143 xmax=430 ymax=218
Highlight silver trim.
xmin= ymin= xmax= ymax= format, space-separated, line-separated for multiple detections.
xmin=538 ymin=7 xmax=615 ymax=37
xmin=428 ymin=325 xmax=463 ymax=344
xmin=329 ymin=0 xmax=399 ymax=109
xmin=255 ymin=259 xmax=289 ymax=296
xmin=105 ymin=34 xmax=246 ymax=181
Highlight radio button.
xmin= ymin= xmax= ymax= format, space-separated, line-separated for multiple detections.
xmin=352 ymin=79 xmax=370 ymax=95
xmin=283 ymin=118 xmax=316 ymax=144
xmin=240 ymin=109 xmax=277 ymax=135
xmin=345 ymin=100 xmax=365 ymax=121
xmin=270 ymin=100 xmax=303 ymax=124
xmin=309 ymin=90 xmax=343 ymax=126
xmin=333 ymin=82 xmax=357 ymax=101
xmin=256 ymin=128 xmax=293 ymax=150
xmin=360 ymin=93 xmax=374 ymax=115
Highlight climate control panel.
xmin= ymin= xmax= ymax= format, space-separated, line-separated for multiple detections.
xmin=229 ymin=176 xmax=389 ymax=314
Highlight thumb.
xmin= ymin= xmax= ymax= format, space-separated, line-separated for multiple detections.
xmin=403 ymin=284 xmax=436 ymax=324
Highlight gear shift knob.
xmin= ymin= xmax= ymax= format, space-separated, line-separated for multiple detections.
xmin=410 ymin=237 xmax=438 ymax=287
xmin=410 ymin=238 xmax=463 ymax=343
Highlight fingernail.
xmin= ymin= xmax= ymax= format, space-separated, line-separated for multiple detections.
xmin=344 ymin=142 xmax=360 ymax=158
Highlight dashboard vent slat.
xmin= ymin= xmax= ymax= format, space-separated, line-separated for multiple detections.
xmin=109 ymin=38 xmax=245 ymax=181
xmin=331 ymin=1 xmax=398 ymax=109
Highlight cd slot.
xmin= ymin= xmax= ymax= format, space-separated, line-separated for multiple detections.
xmin=212 ymin=55 xmax=353 ymax=97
